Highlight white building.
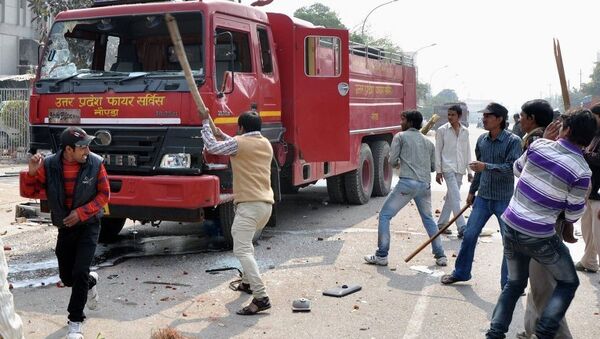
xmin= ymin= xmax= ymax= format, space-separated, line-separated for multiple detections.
xmin=0 ymin=0 xmax=38 ymax=75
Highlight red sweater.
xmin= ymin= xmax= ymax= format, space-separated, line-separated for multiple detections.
xmin=22 ymin=158 xmax=110 ymax=222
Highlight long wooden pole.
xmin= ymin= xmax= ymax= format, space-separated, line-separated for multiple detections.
xmin=165 ymin=13 xmax=217 ymax=133
xmin=554 ymin=38 xmax=570 ymax=111
xmin=404 ymin=204 xmax=470 ymax=263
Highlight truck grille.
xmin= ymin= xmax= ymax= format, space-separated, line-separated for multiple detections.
xmin=88 ymin=128 xmax=166 ymax=174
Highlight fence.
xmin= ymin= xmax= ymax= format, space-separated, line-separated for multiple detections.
xmin=0 ymin=88 xmax=31 ymax=162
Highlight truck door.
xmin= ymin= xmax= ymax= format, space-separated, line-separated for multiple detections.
xmin=294 ymin=28 xmax=350 ymax=162
xmin=212 ymin=16 xmax=257 ymax=129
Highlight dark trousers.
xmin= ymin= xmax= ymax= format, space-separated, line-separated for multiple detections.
xmin=55 ymin=222 xmax=100 ymax=322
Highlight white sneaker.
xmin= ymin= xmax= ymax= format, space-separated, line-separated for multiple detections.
xmin=363 ymin=255 xmax=388 ymax=266
xmin=87 ymin=272 xmax=99 ymax=310
xmin=66 ymin=321 xmax=84 ymax=339
xmin=435 ymin=256 xmax=448 ymax=267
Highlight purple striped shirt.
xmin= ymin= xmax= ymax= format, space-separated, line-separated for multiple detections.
xmin=502 ymin=138 xmax=591 ymax=237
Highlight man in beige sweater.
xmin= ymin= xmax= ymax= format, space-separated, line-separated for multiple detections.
xmin=201 ymin=111 xmax=274 ymax=315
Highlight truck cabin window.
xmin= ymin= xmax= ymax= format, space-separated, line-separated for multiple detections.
xmin=305 ymin=36 xmax=341 ymax=77
xmin=214 ymin=28 xmax=252 ymax=91
xmin=39 ymin=13 xmax=204 ymax=80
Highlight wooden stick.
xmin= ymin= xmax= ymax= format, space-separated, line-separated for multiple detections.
xmin=554 ymin=38 xmax=571 ymax=111
xmin=165 ymin=13 xmax=217 ymax=133
xmin=404 ymin=204 xmax=470 ymax=263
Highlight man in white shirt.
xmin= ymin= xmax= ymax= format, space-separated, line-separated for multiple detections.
xmin=1 ymin=238 xmax=24 ymax=339
xmin=435 ymin=105 xmax=473 ymax=236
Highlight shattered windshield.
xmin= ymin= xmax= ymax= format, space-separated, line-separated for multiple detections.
xmin=40 ymin=12 xmax=204 ymax=80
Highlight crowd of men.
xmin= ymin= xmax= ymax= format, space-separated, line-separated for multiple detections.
xmin=2 ymin=100 xmax=600 ymax=338
xmin=363 ymin=100 xmax=600 ymax=339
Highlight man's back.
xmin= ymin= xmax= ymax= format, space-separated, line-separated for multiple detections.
xmin=230 ymin=134 xmax=274 ymax=204
xmin=504 ymin=138 xmax=591 ymax=237
xmin=391 ymin=128 xmax=435 ymax=183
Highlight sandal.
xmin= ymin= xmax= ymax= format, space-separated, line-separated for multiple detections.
xmin=236 ymin=297 xmax=271 ymax=315
xmin=230 ymin=280 xmax=253 ymax=294
xmin=440 ymin=274 xmax=462 ymax=285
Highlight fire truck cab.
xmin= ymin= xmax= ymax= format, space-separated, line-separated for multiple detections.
xmin=21 ymin=0 xmax=416 ymax=245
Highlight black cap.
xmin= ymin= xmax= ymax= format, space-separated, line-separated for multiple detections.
xmin=480 ymin=102 xmax=508 ymax=117
xmin=60 ymin=127 xmax=95 ymax=147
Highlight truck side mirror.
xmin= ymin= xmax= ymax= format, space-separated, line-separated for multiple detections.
xmin=214 ymin=31 xmax=235 ymax=97
xmin=38 ymin=43 xmax=46 ymax=66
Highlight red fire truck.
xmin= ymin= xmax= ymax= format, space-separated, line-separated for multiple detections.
xmin=20 ymin=0 xmax=416 ymax=245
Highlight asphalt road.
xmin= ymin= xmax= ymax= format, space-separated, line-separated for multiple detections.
xmin=1 ymin=128 xmax=599 ymax=338
xmin=1 ymin=175 xmax=599 ymax=338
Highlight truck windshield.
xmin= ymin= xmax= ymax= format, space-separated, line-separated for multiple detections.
xmin=39 ymin=12 xmax=204 ymax=80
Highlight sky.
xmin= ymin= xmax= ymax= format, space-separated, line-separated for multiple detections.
xmin=255 ymin=0 xmax=598 ymax=112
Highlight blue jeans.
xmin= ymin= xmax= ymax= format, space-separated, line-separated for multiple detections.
xmin=451 ymin=196 xmax=509 ymax=288
xmin=486 ymin=226 xmax=579 ymax=339
xmin=376 ymin=178 xmax=445 ymax=258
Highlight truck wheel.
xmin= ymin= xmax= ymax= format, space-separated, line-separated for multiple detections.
xmin=99 ymin=217 xmax=126 ymax=243
xmin=371 ymin=141 xmax=392 ymax=197
xmin=280 ymin=173 xmax=299 ymax=194
xmin=218 ymin=201 xmax=235 ymax=248
xmin=344 ymin=143 xmax=374 ymax=205
xmin=326 ymin=174 xmax=347 ymax=203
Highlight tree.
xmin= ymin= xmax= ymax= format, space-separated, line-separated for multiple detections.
xmin=28 ymin=0 xmax=93 ymax=41
xmin=293 ymin=3 xmax=346 ymax=29
xmin=581 ymin=62 xmax=600 ymax=97
xmin=417 ymin=81 xmax=431 ymax=106
xmin=433 ymin=89 xmax=459 ymax=104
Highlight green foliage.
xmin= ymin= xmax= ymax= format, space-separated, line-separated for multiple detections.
xmin=417 ymin=81 xmax=430 ymax=105
xmin=420 ymin=89 xmax=459 ymax=118
xmin=581 ymin=62 xmax=600 ymax=97
xmin=28 ymin=0 xmax=94 ymax=40
xmin=433 ymin=89 xmax=459 ymax=104
xmin=293 ymin=3 xmax=346 ymax=29
xmin=0 ymin=101 xmax=29 ymax=135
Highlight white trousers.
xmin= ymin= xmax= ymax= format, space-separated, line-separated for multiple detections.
xmin=0 ymin=238 xmax=24 ymax=339
xmin=232 ymin=201 xmax=272 ymax=299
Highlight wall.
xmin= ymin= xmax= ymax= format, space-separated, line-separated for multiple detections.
xmin=0 ymin=0 xmax=37 ymax=75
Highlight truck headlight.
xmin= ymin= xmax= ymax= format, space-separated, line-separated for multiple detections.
xmin=160 ymin=153 xmax=191 ymax=168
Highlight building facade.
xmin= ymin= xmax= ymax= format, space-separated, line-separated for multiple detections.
xmin=0 ymin=0 xmax=38 ymax=75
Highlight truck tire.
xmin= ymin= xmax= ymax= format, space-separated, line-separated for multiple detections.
xmin=371 ymin=140 xmax=392 ymax=197
xmin=280 ymin=173 xmax=299 ymax=194
xmin=218 ymin=201 xmax=235 ymax=248
xmin=99 ymin=217 xmax=126 ymax=243
xmin=326 ymin=174 xmax=347 ymax=203
xmin=344 ymin=143 xmax=374 ymax=205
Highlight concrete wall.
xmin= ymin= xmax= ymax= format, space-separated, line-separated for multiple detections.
xmin=0 ymin=0 xmax=38 ymax=75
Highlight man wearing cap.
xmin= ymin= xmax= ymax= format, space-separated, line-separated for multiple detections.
xmin=441 ymin=102 xmax=522 ymax=289
xmin=23 ymin=126 xmax=110 ymax=339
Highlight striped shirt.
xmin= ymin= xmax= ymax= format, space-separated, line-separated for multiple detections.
xmin=390 ymin=128 xmax=435 ymax=183
xmin=502 ymin=138 xmax=591 ymax=237
xmin=201 ymin=119 xmax=262 ymax=155
xmin=469 ymin=129 xmax=522 ymax=200
xmin=22 ymin=158 xmax=110 ymax=222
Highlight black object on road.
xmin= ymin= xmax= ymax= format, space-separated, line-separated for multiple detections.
xmin=322 ymin=284 xmax=361 ymax=297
